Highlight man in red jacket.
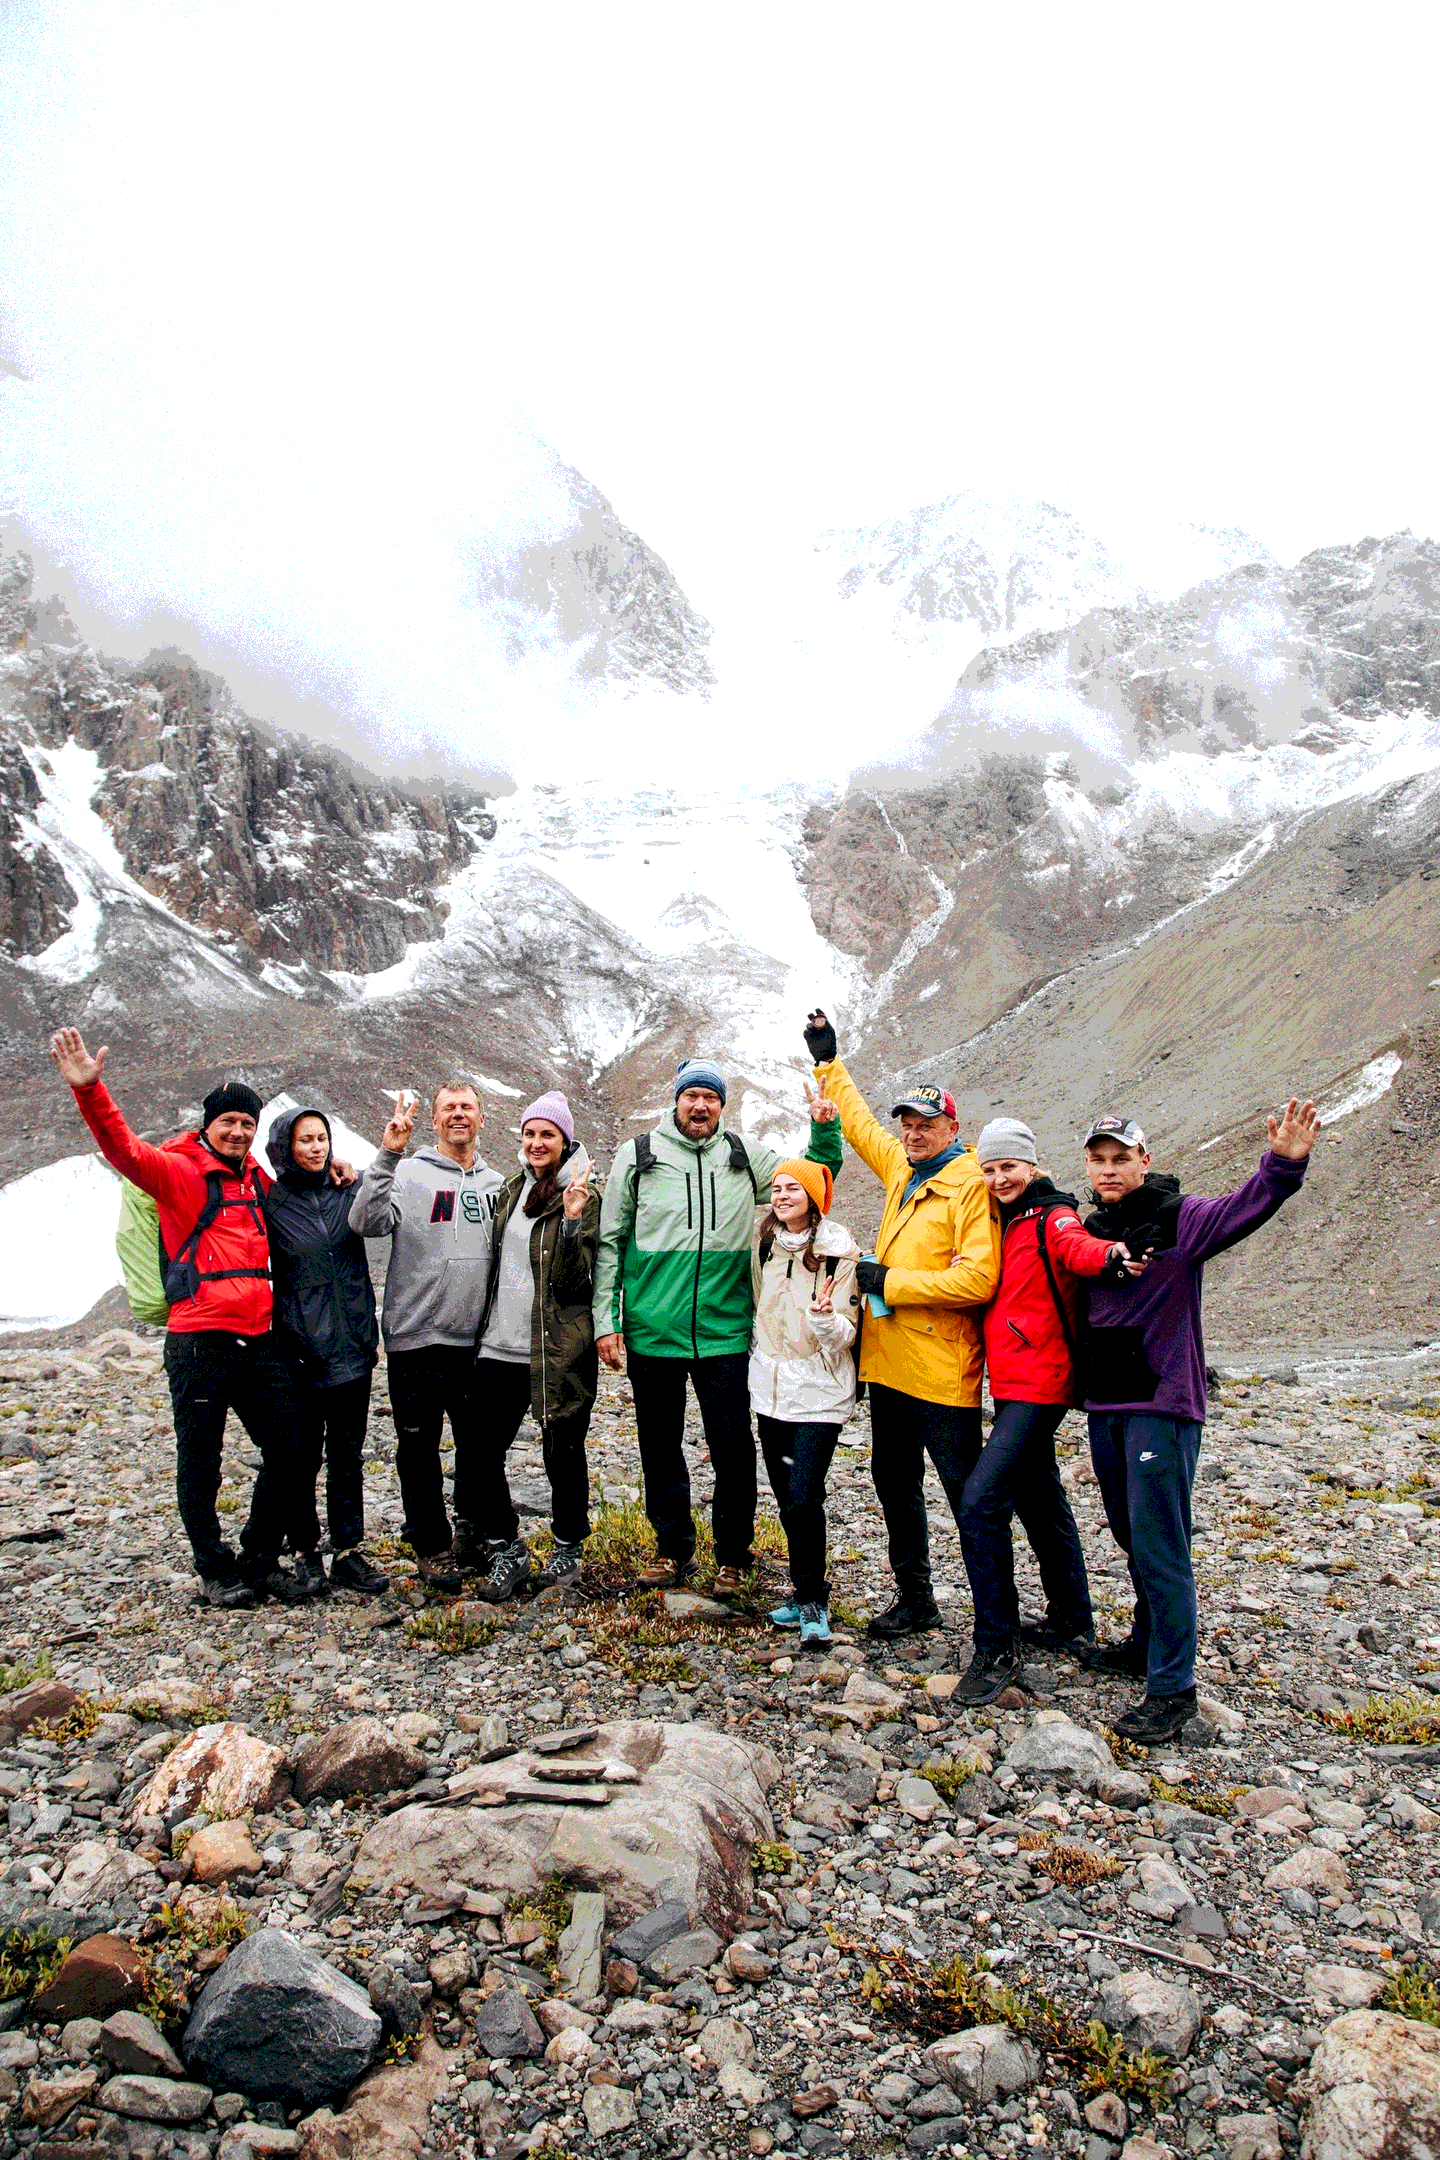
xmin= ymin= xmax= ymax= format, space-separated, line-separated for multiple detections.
xmin=956 ymin=1117 xmax=1131 ymax=1704
xmin=51 ymin=1027 xmax=317 ymax=1608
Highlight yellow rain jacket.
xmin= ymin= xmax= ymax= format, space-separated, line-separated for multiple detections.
xmin=816 ymin=1058 xmax=999 ymax=1408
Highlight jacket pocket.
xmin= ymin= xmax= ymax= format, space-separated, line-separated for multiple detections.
xmin=1086 ymin=1325 xmax=1159 ymax=1404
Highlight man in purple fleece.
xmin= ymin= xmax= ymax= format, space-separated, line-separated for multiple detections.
xmin=1079 ymin=1098 xmax=1319 ymax=1744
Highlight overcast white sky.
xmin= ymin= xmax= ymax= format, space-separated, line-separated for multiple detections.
xmin=1 ymin=1 xmax=1436 ymax=779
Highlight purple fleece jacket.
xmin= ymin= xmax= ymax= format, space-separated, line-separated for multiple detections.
xmin=1083 ymin=1149 xmax=1308 ymax=1424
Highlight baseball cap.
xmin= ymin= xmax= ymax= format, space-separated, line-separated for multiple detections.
xmin=1082 ymin=1114 xmax=1147 ymax=1150
xmin=890 ymin=1084 xmax=958 ymax=1121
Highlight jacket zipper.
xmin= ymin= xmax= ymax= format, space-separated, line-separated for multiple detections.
xmin=690 ymin=1144 xmax=705 ymax=1359
xmin=538 ymin=1212 xmax=549 ymax=1427
xmin=710 ymin=1172 xmax=717 ymax=1229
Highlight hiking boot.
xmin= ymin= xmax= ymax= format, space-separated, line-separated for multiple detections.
xmin=451 ymin=1521 xmax=488 ymax=1576
xmin=242 ymin=1562 xmax=312 ymax=1606
xmin=1081 ymin=1634 xmax=1149 ymax=1678
xmin=865 ymin=1595 xmax=942 ymax=1641
xmin=533 ymin=1540 xmax=585 ymax=1592
xmin=798 ymin=1603 xmax=832 ymax=1651
xmin=291 ymin=1551 xmax=331 ymax=1600
xmin=769 ymin=1599 xmax=802 ymax=1629
xmin=414 ymin=1547 xmax=464 ymax=1594
xmin=637 ymin=1556 xmax=691 ymax=1590
xmin=475 ymin=1538 xmax=534 ymax=1603
xmin=199 ymin=1574 xmax=256 ymax=1608
xmin=330 ymin=1548 xmax=391 ymax=1596
xmin=1112 ymin=1688 xmax=1197 ymax=1745
xmin=712 ymin=1565 xmax=750 ymax=1600
xmin=1019 ymin=1615 xmax=1096 ymax=1656
xmin=955 ymin=1644 xmax=1023 ymax=1706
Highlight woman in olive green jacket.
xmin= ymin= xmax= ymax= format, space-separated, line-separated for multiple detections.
xmin=468 ymin=1092 xmax=601 ymax=1600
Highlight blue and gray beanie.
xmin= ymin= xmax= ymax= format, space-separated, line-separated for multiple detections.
xmin=675 ymin=1059 xmax=727 ymax=1106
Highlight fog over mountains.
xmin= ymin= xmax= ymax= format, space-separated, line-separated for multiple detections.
xmin=2 ymin=473 xmax=1437 ymax=1348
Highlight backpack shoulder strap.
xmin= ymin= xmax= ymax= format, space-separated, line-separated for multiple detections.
xmin=168 ymin=1170 xmax=229 ymax=1269
xmin=630 ymin=1131 xmax=656 ymax=1206
xmin=1033 ymin=1202 xmax=1082 ymax=1366
xmin=724 ymin=1129 xmax=759 ymax=1199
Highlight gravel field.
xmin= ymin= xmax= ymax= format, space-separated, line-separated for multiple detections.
xmin=0 ymin=1334 xmax=1438 ymax=2160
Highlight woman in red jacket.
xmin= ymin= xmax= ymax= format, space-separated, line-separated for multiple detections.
xmin=955 ymin=1117 xmax=1129 ymax=1705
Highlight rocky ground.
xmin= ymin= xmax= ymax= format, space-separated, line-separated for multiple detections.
xmin=0 ymin=1338 xmax=1439 ymax=2160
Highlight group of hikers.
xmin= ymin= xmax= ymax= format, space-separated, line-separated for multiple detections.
xmin=50 ymin=1007 xmax=1318 ymax=1746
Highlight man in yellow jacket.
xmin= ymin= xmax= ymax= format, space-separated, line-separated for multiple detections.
xmin=804 ymin=1011 xmax=1000 ymax=1639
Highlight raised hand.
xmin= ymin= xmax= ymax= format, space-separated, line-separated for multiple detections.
xmin=810 ymin=1271 xmax=836 ymax=1316
xmin=563 ymin=1165 xmax=592 ymax=1220
xmin=803 ymin=1075 xmax=839 ymax=1125
xmin=380 ymin=1091 xmax=418 ymax=1154
xmin=804 ymin=1009 xmax=837 ymax=1064
xmin=50 ymin=1027 xmax=107 ymax=1089
xmin=1268 ymin=1098 xmax=1320 ymax=1161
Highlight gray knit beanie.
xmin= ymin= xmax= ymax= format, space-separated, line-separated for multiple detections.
xmin=975 ymin=1117 xmax=1038 ymax=1165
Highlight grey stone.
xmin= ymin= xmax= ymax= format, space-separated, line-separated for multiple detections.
xmin=697 ymin=2016 xmax=754 ymax=2067
xmin=1097 ymin=1970 xmax=1201 ymax=2060
xmin=608 ymin=1897 xmax=691 ymax=1963
xmin=182 ymin=1927 xmax=381 ymax=2107
xmin=367 ymin=1962 xmax=423 ymax=2039
xmin=61 ymin=2015 xmax=104 ymax=2059
xmin=1003 ymin=1718 xmax=1115 ymax=1792
xmin=1300 ymin=2008 xmax=1440 ymax=2159
xmin=583 ymin=2081 xmax=638 ymax=2136
xmin=643 ymin=1925 xmax=723 ymax=1982
xmin=473 ymin=1985 xmax=544 ymax=2061
xmin=927 ymin=2024 xmax=1040 ymax=2102
xmin=907 ymin=2120 xmax=971 ymax=2152
xmin=97 ymin=2073 xmax=214 ymax=2123
xmin=556 ymin=1888 xmax=605 ymax=1997
xmin=293 ymin=1717 xmax=426 ymax=1803
xmin=1175 ymin=1903 xmax=1228 ymax=1942
xmin=100 ymin=2009 xmax=186 ymax=2078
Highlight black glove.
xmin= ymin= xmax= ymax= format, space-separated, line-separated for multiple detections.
xmin=804 ymin=1009 xmax=837 ymax=1064
xmin=855 ymin=1258 xmax=888 ymax=1299
xmin=1102 ymin=1246 xmax=1132 ymax=1282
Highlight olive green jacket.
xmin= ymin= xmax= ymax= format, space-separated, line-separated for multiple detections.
xmin=476 ymin=1155 xmax=601 ymax=1427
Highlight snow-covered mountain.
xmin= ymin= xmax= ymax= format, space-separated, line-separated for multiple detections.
xmin=4 ymin=504 xmax=1439 ymax=1345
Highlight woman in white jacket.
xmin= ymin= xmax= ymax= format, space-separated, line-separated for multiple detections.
xmin=748 ymin=1157 xmax=860 ymax=1649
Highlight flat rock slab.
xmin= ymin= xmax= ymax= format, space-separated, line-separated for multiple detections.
xmin=1003 ymin=1717 xmax=1116 ymax=1792
xmin=351 ymin=1721 xmax=778 ymax=1933
xmin=97 ymin=2073 xmax=213 ymax=2123
xmin=643 ymin=1926 xmax=723 ymax=1982
xmin=1098 ymin=1970 xmax=1202 ymax=2061
xmin=99 ymin=2009 xmax=185 ymax=2078
xmin=928 ymin=2024 xmax=1040 ymax=2103
xmin=182 ymin=1926 xmax=381 ymax=2108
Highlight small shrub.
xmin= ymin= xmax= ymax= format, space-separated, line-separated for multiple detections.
xmin=0 ymin=1648 xmax=53 ymax=1696
xmin=918 ymin=1755 xmax=983 ymax=1804
xmin=404 ymin=1607 xmax=497 ymax=1655
xmin=1041 ymin=1845 xmax=1123 ymax=1890
xmin=1326 ymin=1693 xmax=1440 ymax=1747
xmin=1381 ymin=1962 xmax=1440 ymax=2027
xmin=752 ymin=1840 xmax=795 ymax=1875
xmin=0 ymin=1926 xmax=70 ymax=2002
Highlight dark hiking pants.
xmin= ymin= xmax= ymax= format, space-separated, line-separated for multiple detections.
xmin=386 ymin=1345 xmax=482 ymax=1559
xmin=757 ymin=1415 xmax=841 ymax=1606
xmin=469 ymin=1356 xmax=592 ymax=1548
xmin=1088 ymin=1411 xmax=1203 ymax=1694
xmin=626 ymin=1349 xmax=755 ymax=1571
xmin=164 ymin=1330 xmax=304 ymax=1579
xmin=959 ymin=1399 xmax=1093 ymax=1654
xmin=867 ymin=1383 xmax=982 ymax=1606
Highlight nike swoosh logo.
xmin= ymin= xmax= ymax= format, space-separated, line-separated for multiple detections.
xmin=1139 ymin=1451 xmax=1157 ymax=1462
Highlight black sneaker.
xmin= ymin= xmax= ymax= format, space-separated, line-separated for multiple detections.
xmin=451 ymin=1520 xmax=487 ymax=1575
xmin=330 ymin=1548 xmax=391 ymax=1595
xmin=199 ymin=1574 xmax=256 ymax=1608
xmin=1112 ymin=1689 xmax=1197 ymax=1745
xmin=1019 ymin=1616 xmax=1097 ymax=1656
xmin=532 ymin=1540 xmax=585 ymax=1592
xmin=241 ymin=1562 xmax=312 ymax=1606
xmin=291 ymin=1551 xmax=331 ymax=1600
xmin=1081 ymin=1634 xmax=1149 ymax=1678
xmin=475 ymin=1538 xmax=534 ymax=1603
xmin=955 ymin=1644 xmax=1023 ymax=1705
xmin=865 ymin=1595 xmax=942 ymax=1641
xmin=415 ymin=1547 xmax=464 ymax=1594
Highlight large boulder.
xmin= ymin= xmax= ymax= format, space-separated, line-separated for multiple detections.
xmin=297 ymin=2035 xmax=453 ymax=2160
xmin=1003 ymin=1716 xmax=1116 ymax=1792
xmin=1296 ymin=2008 xmax=1440 ymax=2159
xmin=131 ymin=1723 xmax=290 ymax=1825
xmin=293 ymin=1719 xmax=427 ymax=1804
xmin=349 ymin=1722 xmax=778 ymax=1934
xmin=183 ymin=1927 xmax=381 ymax=2107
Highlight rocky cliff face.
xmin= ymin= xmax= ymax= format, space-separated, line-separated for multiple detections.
xmin=479 ymin=462 xmax=714 ymax=696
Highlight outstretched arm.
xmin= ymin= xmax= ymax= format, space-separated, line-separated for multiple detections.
xmin=814 ymin=1055 xmax=906 ymax=1188
xmin=51 ymin=1028 xmax=194 ymax=1208
xmin=1178 ymin=1099 xmax=1317 ymax=1264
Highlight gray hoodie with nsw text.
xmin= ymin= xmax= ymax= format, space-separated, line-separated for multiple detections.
xmin=348 ymin=1146 xmax=503 ymax=1354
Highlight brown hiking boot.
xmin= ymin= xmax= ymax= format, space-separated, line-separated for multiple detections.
xmin=637 ymin=1556 xmax=689 ymax=1589
xmin=712 ymin=1565 xmax=749 ymax=1599
xmin=415 ymin=1546 xmax=463 ymax=1594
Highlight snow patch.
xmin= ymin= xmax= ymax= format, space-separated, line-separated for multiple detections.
xmin=1319 ymin=1052 xmax=1402 ymax=1124
xmin=254 ymin=1093 xmax=379 ymax=1172
xmin=0 ymin=1155 xmax=123 ymax=1332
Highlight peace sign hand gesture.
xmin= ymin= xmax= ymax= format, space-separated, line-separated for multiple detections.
xmin=563 ymin=1165 xmax=592 ymax=1220
xmin=810 ymin=1270 xmax=836 ymax=1316
xmin=380 ymin=1091 xmax=418 ymax=1154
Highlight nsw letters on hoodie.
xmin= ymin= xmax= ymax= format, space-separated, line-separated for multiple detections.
xmin=349 ymin=1147 xmax=502 ymax=1353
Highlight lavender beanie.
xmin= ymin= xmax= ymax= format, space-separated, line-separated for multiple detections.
xmin=520 ymin=1091 xmax=575 ymax=1144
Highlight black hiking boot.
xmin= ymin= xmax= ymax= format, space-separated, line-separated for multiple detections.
xmin=1019 ymin=1615 xmax=1096 ymax=1656
xmin=451 ymin=1520 xmax=487 ymax=1576
xmin=240 ymin=1560 xmax=312 ymax=1605
xmin=1112 ymin=1688 xmax=1197 ymax=1745
xmin=330 ymin=1548 xmax=391 ymax=1595
xmin=532 ymin=1540 xmax=585 ymax=1593
xmin=865 ymin=1594 xmax=942 ymax=1641
xmin=475 ymin=1538 xmax=534 ymax=1603
xmin=291 ymin=1551 xmax=331 ymax=1600
xmin=955 ymin=1644 xmax=1024 ymax=1706
xmin=199 ymin=1573 xmax=256 ymax=1608
xmin=1081 ymin=1634 xmax=1149 ymax=1678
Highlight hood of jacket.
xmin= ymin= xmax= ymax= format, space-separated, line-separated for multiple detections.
xmin=767 ymin=1216 xmax=858 ymax=1260
xmin=266 ymin=1104 xmax=332 ymax=1186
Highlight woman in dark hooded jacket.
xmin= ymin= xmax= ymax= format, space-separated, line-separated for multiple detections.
xmin=264 ymin=1106 xmax=389 ymax=1595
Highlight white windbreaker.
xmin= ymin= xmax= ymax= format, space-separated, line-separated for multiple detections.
xmin=747 ymin=1218 xmax=860 ymax=1424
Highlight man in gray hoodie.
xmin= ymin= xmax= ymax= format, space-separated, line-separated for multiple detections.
xmin=349 ymin=1080 xmax=503 ymax=1587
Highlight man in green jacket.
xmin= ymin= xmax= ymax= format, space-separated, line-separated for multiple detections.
xmin=594 ymin=1056 xmax=842 ymax=1595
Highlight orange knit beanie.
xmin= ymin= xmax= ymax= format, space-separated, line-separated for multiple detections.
xmin=773 ymin=1157 xmax=834 ymax=1216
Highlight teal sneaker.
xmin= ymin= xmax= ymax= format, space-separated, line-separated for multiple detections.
xmin=769 ymin=1600 xmax=802 ymax=1629
xmin=799 ymin=1603 xmax=832 ymax=1650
